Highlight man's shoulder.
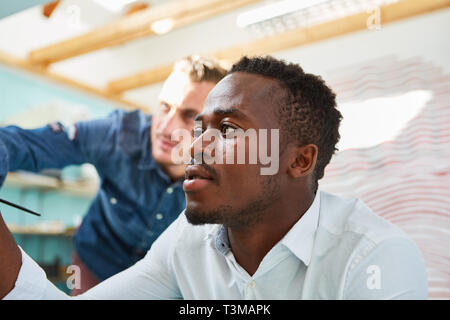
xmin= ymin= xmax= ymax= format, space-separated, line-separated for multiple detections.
xmin=306 ymin=191 xmax=425 ymax=299
xmin=114 ymin=109 xmax=151 ymax=130
xmin=107 ymin=109 xmax=152 ymax=157
xmin=317 ymin=191 xmax=412 ymax=246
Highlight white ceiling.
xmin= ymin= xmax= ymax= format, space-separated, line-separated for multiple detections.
xmin=0 ymin=0 xmax=262 ymax=93
xmin=1 ymin=1 xmax=448 ymax=111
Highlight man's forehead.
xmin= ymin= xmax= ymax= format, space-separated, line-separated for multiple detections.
xmin=158 ymin=71 xmax=214 ymax=112
xmin=203 ymin=72 xmax=282 ymax=116
xmin=158 ymin=71 xmax=191 ymax=101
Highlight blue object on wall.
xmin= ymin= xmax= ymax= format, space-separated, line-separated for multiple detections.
xmin=0 ymin=1 xmax=51 ymax=19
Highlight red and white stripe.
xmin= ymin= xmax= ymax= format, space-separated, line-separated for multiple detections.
xmin=320 ymin=56 xmax=450 ymax=299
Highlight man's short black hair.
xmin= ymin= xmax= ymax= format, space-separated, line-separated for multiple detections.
xmin=230 ymin=56 xmax=342 ymax=191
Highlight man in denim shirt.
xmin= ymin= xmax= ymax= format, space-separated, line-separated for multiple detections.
xmin=0 ymin=55 xmax=227 ymax=293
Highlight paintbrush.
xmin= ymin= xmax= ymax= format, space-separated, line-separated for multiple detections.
xmin=0 ymin=198 xmax=41 ymax=216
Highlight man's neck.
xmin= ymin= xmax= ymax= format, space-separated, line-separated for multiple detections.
xmin=227 ymin=191 xmax=315 ymax=276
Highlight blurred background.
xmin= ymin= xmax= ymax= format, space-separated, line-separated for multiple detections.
xmin=0 ymin=0 xmax=448 ymax=297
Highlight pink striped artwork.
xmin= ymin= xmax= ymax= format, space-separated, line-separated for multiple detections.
xmin=320 ymin=56 xmax=450 ymax=299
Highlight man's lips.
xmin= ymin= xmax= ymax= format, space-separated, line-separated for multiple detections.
xmin=156 ymin=137 xmax=177 ymax=152
xmin=183 ymin=165 xmax=216 ymax=192
xmin=185 ymin=164 xmax=215 ymax=180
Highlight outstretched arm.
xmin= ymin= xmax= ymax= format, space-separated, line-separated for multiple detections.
xmin=0 ymin=124 xmax=87 ymax=174
xmin=0 ymin=109 xmax=130 ymax=186
xmin=0 ymin=209 xmax=185 ymax=300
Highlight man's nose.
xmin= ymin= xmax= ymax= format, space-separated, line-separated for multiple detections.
xmin=159 ymin=111 xmax=178 ymax=136
xmin=190 ymin=130 xmax=205 ymax=163
xmin=189 ymin=129 xmax=218 ymax=163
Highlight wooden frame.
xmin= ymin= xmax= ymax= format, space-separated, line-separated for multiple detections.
xmin=107 ymin=0 xmax=450 ymax=93
xmin=1 ymin=0 xmax=448 ymax=108
xmin=27 ymin=0 xmax=262 ymax=65
xmin=0 ymin=50 xmax=149 ymax=111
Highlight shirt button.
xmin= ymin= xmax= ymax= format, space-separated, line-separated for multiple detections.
xmin=166 ymin=187 xmax=173 ymax=194
xmin=248 ymin=280 xmax=256 ymax=288
xmin=155 ymin=213 xmax=164 ymax=220
xmin=110 ymin=197 xmax=117 ymax=205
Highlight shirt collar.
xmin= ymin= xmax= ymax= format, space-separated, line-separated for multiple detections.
xmin=279 ymin=191 xmax=321 ymax=266
xmin=204 ymin=191 xmax=321 ymax=266
xmin=204 ymin=224 xmax=222 ymax=241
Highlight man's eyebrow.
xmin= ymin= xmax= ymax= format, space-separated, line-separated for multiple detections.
xmin=180 ymin=107 xmax=199 ymax=115
xmin=159 ymin=99 xmax=198 ymax=115
xmin=159 ymin=98 xmax=170 ymax=105
xmin=195 ymin=107 xmax=250 ymax=122
xmin=213 ymin=107 xmax=249 ymax=119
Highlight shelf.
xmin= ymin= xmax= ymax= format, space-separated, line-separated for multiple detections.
xmin=4 ymin=171 xmax=98 ymax=198
xmin=8 ymin=223 xmax=76 ymax=236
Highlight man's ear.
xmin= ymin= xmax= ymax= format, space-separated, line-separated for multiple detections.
xmin=288 ymin=144 xmax=318 ymax=178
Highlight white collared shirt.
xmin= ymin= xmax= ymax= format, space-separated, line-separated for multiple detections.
xmin=4 ymin=191 xmax=428 ymax=299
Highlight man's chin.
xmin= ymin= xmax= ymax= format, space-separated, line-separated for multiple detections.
xmin=185 ymin=207 xmax=220 ymax=226
xmin=184 ymin=204 xmax=232 ymax=226
xmin=152 ymin=149 xmax=175 ymax=166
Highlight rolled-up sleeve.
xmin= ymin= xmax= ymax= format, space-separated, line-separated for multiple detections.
xmin=0 ymin=109 xmax=128 ymax=178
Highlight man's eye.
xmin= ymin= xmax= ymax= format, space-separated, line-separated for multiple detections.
xmin=220 ymin=124 xmax=237 ymax=136
xmin=185 ymin=111 xmax=196 ymax=120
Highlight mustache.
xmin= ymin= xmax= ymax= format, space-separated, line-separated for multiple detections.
xmin=156 ymin=133 xmax=179 ymax=144
xmin=186 ymin=153 xmax=219 ymax=181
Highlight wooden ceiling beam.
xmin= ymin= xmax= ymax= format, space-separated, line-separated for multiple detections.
xmin=27 ymin=0 xmax=262 ymax=65
xmin=0 ymin=50 xmax=149 ymax=112
xmin=107 ymin=0 xmax=450 ymax=93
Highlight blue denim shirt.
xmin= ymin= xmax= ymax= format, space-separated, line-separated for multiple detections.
xmin=0 ymin=110 xmax=186 ymax=280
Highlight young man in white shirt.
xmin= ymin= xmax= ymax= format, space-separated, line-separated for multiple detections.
xmin=0 ymin=56 xmax=428 ymax=299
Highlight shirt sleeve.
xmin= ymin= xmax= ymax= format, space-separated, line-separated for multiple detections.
xmin=0 ymin=139 xmax=9 ymax=187
xmin=79 ymin=213 xmax=184 ymax=299
xmin=0 ymin=124 xmax=86 ymax=174
xmin=343 ymin=236 xmax=428 ymax=299
xmin=3 ymin=247 xmax=71 ymax=300
xmin=3 ymin=213 xmax=185 ymax=300
xmin=0 ymin=110 xmax=125 ymax=178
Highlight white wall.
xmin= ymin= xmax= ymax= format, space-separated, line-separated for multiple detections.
xmin=0 ymin=3 xmax=448 ymax=111
xmin=126 ymin=8 xmax=450 ymax=110
xmin=277 ymin=8 xmax=450 ymax=78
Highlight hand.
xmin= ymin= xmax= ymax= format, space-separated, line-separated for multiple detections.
xmin=0 ymin=210 xmax=21 ymax=299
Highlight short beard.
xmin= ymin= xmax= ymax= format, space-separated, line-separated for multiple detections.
xmin=185 ymin=175 xmax=281 ymax=229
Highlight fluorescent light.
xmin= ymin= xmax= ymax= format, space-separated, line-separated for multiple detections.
xmin=92 ymin=0 xmax=137 ymax=13
xmin=237 ymin=0 xmax=330 ymax=28
xmin=151 ymin=18 xmax=174 ymax=35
